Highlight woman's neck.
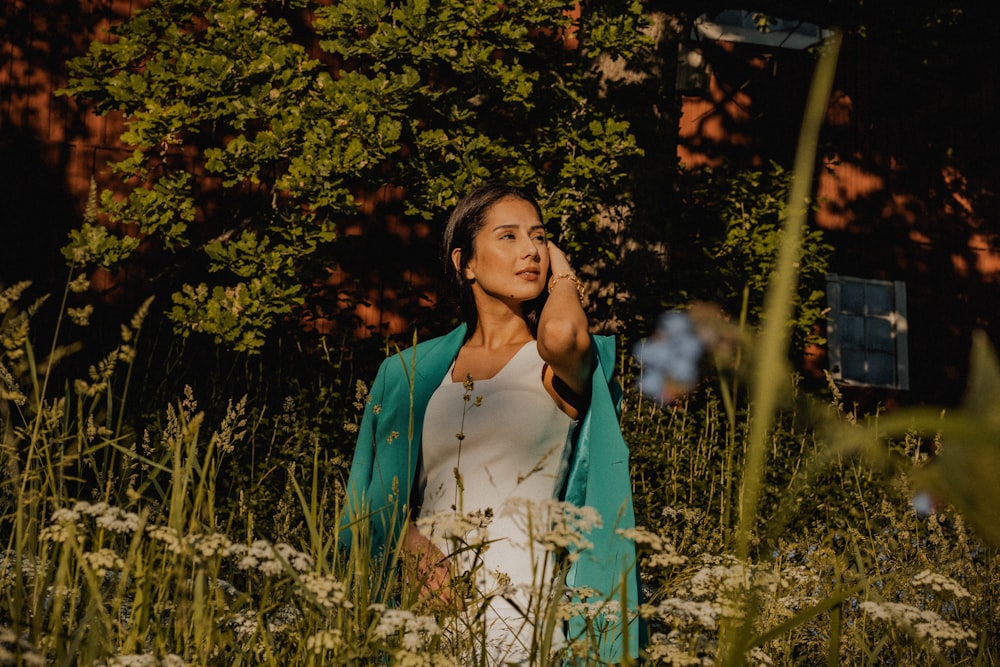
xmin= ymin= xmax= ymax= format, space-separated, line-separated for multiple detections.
xmin=467 ymin=306 xmax=533 ymax=350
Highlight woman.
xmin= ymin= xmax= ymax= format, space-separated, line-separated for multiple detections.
xmin=341 ymin=183 xmax=641 ymax=664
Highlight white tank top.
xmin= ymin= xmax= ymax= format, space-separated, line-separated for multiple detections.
xmin=417 ymin=341 xmax=574 ymax=587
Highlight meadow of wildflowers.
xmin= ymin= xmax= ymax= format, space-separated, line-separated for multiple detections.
xmin=2 ymin=253 xmax=999 ymax=667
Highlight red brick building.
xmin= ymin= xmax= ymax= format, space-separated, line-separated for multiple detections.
xmin=676 ymin=10 xmax=999 ymax=406
xmin=3 ymin=3 xmax=997 ymax=405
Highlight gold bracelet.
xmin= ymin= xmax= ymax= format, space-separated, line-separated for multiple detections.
xmin=547 ymin=272 xmax=586 ymax=303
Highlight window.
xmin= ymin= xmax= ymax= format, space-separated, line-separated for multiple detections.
xmin=826 ymin=274 xmax=909 ymax=390
xmin=692 ymin=10 xmax=832 ymax=50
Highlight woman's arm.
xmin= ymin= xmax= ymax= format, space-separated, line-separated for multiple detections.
xmin=536 ymin=242 xmax=593 ymax=400
xmin=402 ymin=522 xmax=460 ymax=607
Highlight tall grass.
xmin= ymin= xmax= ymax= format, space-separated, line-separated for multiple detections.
xmin=0 ymin=278 xmax=625 ymax=666
xmin=3 ymin=270 xmax=998 ymax=666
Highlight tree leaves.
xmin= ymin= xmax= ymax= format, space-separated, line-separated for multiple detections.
xmin=63 ymin=0 xmax=650 ymax=350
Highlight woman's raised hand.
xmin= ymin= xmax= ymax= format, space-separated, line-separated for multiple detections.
xmin=546 ymin=241 xmax=574 ymax=277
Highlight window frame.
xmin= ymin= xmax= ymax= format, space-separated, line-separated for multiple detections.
xmin=826 ymin=273 xmax=910 ymax=390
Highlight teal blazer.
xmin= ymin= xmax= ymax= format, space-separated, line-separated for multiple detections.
xmin=340 ymin=325 xmax=642 ymax=662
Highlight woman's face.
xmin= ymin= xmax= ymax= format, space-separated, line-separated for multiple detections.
xmin=456 ymin=196 xmax=550 ymax=305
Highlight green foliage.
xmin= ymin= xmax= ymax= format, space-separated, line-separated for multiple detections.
xmin=62 ymin=0 xmax=650 ymax=351
xmin=667 ymin=161 xmax=832 ymax=350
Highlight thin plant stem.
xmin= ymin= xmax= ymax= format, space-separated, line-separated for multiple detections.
xmin=725 ymin=29 xmax=842 ymax=666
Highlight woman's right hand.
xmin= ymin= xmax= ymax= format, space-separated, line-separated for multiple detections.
xmin=402 ymin=523 xmax=461 ymax=609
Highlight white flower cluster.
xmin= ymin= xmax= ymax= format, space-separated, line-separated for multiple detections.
xmin=910 ymin=569 xmax=971 ymax=599
xmin=186 ymin=532 xmax=237 ymax=561
xmin=88 ymin=503 xmax=141 ymax=534
xmin=82 ymin=548 xmax=125 ymax=579
xmin=40 ymin=503 xmax=321 ymax=585
xmin=232 ymin=540 xmax=314 ymax=575
xmin=653 ymin=598 xmax=721 ymax=630
xmin=370 ymin=606 xmax=443 ymax=652
xmin=859 ymin=600 xmax=978 ymax=650
xmin=643 ymin=635 xmax=712 ymax=666
xmin=558 ymin=597 xmax=623 ymax=625
xmin=298 ymin=571 xmax=354 ymax=610
xmin=305 ymin=629 xmax=345 ymax=654
xmin=502 ymin=498 xmax=601 ymax=555
xmin=415 ymin=508 xmax=493 ymax=546
xmin=40 ymin=502 xmax=141 ymax=543
xmin=145 ymin=525 xmax=184 ymax=554
xmin=618 ymin=526 xmax=688 ymax=568
xmin=226 ymin=610 xmax=259 ymax=640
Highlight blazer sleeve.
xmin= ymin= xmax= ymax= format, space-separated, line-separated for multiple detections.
xmin=564 ymin=334 xmax=643 ymax=663
xmin=338 ymin=357 xmax=388 ymax=549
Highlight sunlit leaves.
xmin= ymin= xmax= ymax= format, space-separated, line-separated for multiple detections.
xmin=63 ymin=0 xmax=650 ymax=350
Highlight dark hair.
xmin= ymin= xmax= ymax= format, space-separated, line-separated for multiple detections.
xmin=442 ymin=182 xmax=546 ymax=336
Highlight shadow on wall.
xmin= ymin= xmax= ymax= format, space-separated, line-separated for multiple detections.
xmin=1 ymin=0 xmax=136 ymax=289
xmin=0 ymin=130 xmax=80 ymax=290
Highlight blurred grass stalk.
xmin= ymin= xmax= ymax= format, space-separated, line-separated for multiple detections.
xmin=723 ymin=29 xmax=843 ymax=666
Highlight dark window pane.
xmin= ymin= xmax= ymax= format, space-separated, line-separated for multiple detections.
xmin=841 ymin=281 xmax=866 ymax=314
xmin=840 ymin=315 xmax=865 ymax=347
xmin=866 ymin=283 xmax=893 ymax=316
xmin=842 ymin=349 xmax=866 ymax=382
xmin=868 ymin=351 xmax=895 ymax=386
xmin=867 ymin=318 xmax=895 ymax=352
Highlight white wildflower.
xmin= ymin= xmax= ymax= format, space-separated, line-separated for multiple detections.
xmin=147 ymin=525 xmax=183 ymax=554
xmin=415 ymin=508 xmax=492 ymax=546
xmin=306 ymin=629 xmax=345 ymax=654
xmin=275 ymin=542 xmax=313 ymax=572
xmin=647 ymin=551 xmax=688 ymax=568
xmin=82 ymin=548 xmax=125 ymax=579
xmin=644 ymin=635 xmax=707 ymax=665
xmin=298 ymin=571 xmax=353 ymax=610
xmin=911 ymin=569 xmax=971 ymax=598
xmin=51 ymin=507 xmax=82 ymax=523
xmin=227 ymin=609 xmax=259 ymax=639
xmin=235 ymin=540 xmax=273 ymax=572
xmin=232 ymin=540 xmax=312 ymax=575
xmin=372 ymin=607 xmax=442 ymax=647
xmin=39 ymin=520 xmax=77 ymax=544
xmin=502 ymin=498 xmax=600 ymax=555
xmin=184 ymin=531 xmax=234 ymax=561
xmin=859 ymin=600 xmax=978 ymax=650
xmin=94 ymin=506 xmax=141 ymax=534
xmin=558 ymin=597 xmax=622 ymax=624
xmin=618 ymin=526 xmax=665 ymax=551
xmin=655 ymin=598 xmax=721 ymax=629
